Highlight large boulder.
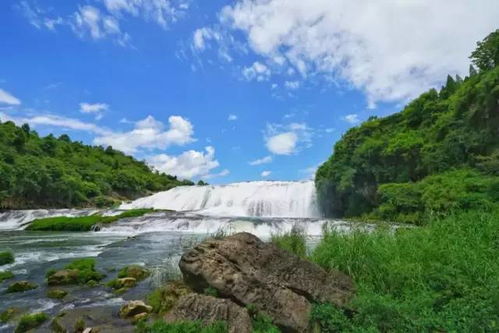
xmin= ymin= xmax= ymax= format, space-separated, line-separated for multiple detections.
xmin=165 ymin=294 xmax=252 ymax=333
xmin=179 ymin=232 xmax=354 ymax=332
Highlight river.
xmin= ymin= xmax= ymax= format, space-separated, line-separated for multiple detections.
xmin=0 ymin=181 xmax=364 ymax=332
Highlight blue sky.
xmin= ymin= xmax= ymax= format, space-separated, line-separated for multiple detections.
xmin=0 ymin=0 xmax=498 ymax=183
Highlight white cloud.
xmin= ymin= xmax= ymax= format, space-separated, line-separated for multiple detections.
xmin=228 ymin=114 xmax=238 ymax=121
xmin=93 ymin=115 xmax=195 ymax=154
xmin=147 ymin=146 xmax=222 ymax=179
xmin=0 ymin=89 xmax=21 ymax=105
xmin=261 ymin=170 xmax=271 ymax=178
xmin=242 ymin=61 xmax=271 ymax=81
xmin=0 ymin=112 xmax=109 ymax=135
xmin=284 ymin=80 xmax=300 ymax=90
xmin=193 ymin=27 xmax=221 ymax=50
xmin=72 ymin=5 xmax=129 ymax=45
xmin=266 ymin=132 xmax=297 ymax=155
xmin=19 ymin=0 xmax=189 ymax=46
xmin=264 ymin=122 xmax=312 ymax=155
xmin=249 ymin=155 xmax=272 ymax=166
xmin=18 ymin=1 xmax=64 ymax=31
xmin=215 ymin=0 xmax=499 ymax=106
xmin=80 ymin=102 xmax=109 ymax=120
xmin=103 ymin=0 xmax=188 ymax=28
xmin=343 ymin=114 xmax=359 ymax=124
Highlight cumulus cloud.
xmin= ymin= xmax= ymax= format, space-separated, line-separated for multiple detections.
xmin=249 ymin=155 xmax=272 ymax=165
xmin=261 ymin=170 xmax=271 ymax=177
xmin=242 ymin=61 xmax=271 ymax=81
xmin=147 ymin=146 xmax=223 ymax=179
xmin=0 ymin=89 xmax=21 ymax=105
xmin=264 ymin=122 xmax=312 ymax=155
xmin=265 ymin=132 xmax=297 ymax=155
xmin=211 ymin=0 xmax=499 ymax=106
xmin=93 ymin=115 xmax=195 ymax=154
xmin=343 ymin=114 xmax=359 ymax=124
xmin=228 ymin=114 xmax=238 ymax=121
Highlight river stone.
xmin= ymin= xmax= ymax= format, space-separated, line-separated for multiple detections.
xmin=117 ymin=277 xmax=137 ymax=288
xmin=47 ymin=269 xmax=80 ymax=285
xmin=6 ymin=280 xmax=38 ymax=293
xmin=179 ymin=232 xmax=354 ymax=332
xmin=119 ymin=300 xmax=152 ymax=319
xmin=51 ymin=306 xmax=134 ymax=333
xmin=165 ymin=294 xmax=252 ymax=333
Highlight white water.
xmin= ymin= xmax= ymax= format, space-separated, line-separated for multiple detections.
xmin=120 ymin=181 xmax=320 ymax=218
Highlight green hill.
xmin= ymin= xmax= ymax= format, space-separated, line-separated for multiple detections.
xmin=316 ymin=30 xmax=499 ymax=224
xmin=0 ymin=122 xmax=193 ymax=209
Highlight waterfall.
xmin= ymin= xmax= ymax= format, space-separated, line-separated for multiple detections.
xmin=120 ymin=181 xmax=320 ymax=218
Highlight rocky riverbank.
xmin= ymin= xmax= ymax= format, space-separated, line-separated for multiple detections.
xmin=1 ymin=232 xmax=354 ymax=332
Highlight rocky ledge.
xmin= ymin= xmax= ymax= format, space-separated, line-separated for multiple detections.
xmin=165 ymin=232 xmax=354 ymax=332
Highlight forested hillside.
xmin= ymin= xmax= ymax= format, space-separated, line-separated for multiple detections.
xmin=316 ymin=30 xmax=499 ymax=224
xmin=0 ymin=122 xmax=193 ymax=209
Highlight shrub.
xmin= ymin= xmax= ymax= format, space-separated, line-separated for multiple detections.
xmin=64 ymin=258 xmax=104 ymax=284
xmin=147 ymin=280 xmax=192 ymax=314
xmin=0 ymin=251 xmax=14 ymax=265
xmin=15 ymin=313 xmax=48 ymax=333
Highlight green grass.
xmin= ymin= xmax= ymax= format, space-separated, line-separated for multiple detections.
xmin=0 ymin=271 xmax=14 ymax=282
xmin=147 ymin=280 xmax=192 ymax=315
xmin=136 ymin=320 xmax=227 ymax=333
xmin=26 ymin=209 xmax=154 ymax=231
xmin=310 ymin=209 xmax=499 ymax=332
xmin=47 ymin=258 xmax=105 ymax=285
xmin=0 ymin=251 xmax=14 ymax=265
xmin=14 ymin=313 xmax=48 ymax=333
xmin=271 ymin=228 xmax=307 ymax=258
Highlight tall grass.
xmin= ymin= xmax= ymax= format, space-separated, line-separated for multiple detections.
xmin=311 ymin=209 xmax=499 ymax=332
xmin=271 ymin=227 xmax=307 ymax=258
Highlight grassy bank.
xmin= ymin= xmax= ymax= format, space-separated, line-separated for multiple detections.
xmin=26 ymin=209 xmax=154 ymax=231
xmin=306 ymin=209 xmax=499 ymax=332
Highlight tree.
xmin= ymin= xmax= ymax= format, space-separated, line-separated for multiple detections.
xmin=470 ymin=29 xmax=499 ymax=71
xmin=469 ymin=64 xmax=478 ymax=77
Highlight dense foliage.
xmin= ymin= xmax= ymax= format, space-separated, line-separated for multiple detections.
xmin=0 ymin=123 xmax=193 ymax=209
xmin=311 ymin=209 xmax=499 ymax=332
xmin=316 ymin=30 xmax=499 ymax=223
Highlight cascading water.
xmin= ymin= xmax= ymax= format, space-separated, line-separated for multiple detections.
xmin=120 ymin=181 xmax=320 ymax=218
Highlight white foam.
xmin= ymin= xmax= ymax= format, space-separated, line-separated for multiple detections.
xmin=120 ymin=181 xmax=320 ymax=218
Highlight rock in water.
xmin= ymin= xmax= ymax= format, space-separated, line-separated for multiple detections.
xmin=179 ymin=232 xmax=354 ymax=332
xmin=165 ymin=294 xmax=252 ymax=333
xmin=119 ymin=300 xmax=152 ymax=319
